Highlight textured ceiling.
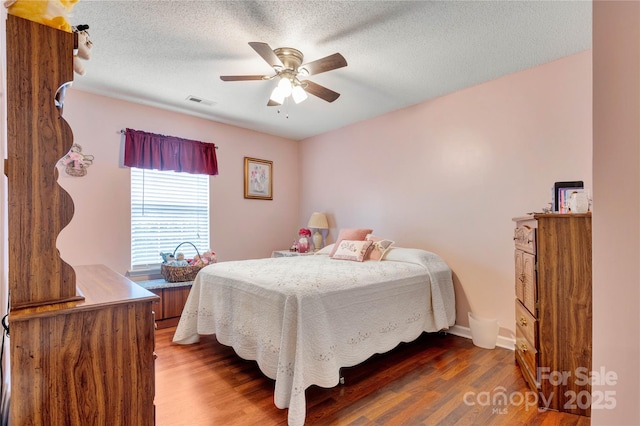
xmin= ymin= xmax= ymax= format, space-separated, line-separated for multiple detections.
xmin=69 ymin=1 xmax=592 ymax=141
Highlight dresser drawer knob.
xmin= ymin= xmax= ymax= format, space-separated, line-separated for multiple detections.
xmin=519 ymin=342 xmax=528 ymax=353
xmin=518 ymin=273 xmax=525 ymax=283
xmin=519 ymin=316 xmax=527 ymax=327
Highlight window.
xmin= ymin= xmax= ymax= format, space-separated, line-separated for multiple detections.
xmin=130 ymin=168 xmax=210 ymax=270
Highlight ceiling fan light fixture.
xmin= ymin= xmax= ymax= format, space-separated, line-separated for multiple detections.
xmin=298 ymin=67 xmax=310 ymax=77
xmin=269 ymin=86 xmax=285 ymax=105
xmin=292 ymin=85 xmax=308 ymax=104
xmin=221 ymin=42 xmax=346 ymax=105
xmin=277 ymin=77 xmax=293 ymax=97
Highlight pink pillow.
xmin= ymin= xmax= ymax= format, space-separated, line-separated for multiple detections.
xmin=365 ymin=234 xmax=395 ymax=261
xmin=329 ymin=228 xmax=373 ymax=257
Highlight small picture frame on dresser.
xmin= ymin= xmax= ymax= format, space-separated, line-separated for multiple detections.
xmin=554 ymin=181 xmax=583 ymax=213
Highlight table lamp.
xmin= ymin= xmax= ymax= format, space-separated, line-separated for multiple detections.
xmin=307 ymin=212 xmax=329 ymax=251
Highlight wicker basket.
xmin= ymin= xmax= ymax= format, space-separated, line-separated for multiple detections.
xmin=161 ymin=242 xmax=204 ymax=283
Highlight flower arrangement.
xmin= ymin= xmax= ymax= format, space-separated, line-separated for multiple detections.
xmin=298 ymin=228 xmax=311 ymax=253
xmin=298 ymin=228 xmax=311 ymax=237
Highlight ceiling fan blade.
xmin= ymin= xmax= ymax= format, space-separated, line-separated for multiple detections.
xmin=300 ymin=53 xmax=347 ymax=76
xmin=249 ymin=42 xmax=283 ymax=69
xmin=220 ymin=75 xmax=267 ymax=81
xmin=302 ymin=80 xmax=341 ymax=103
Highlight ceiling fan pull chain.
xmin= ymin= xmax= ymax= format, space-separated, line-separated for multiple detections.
xmin=276 ymin=97 xmax=290 ymax=119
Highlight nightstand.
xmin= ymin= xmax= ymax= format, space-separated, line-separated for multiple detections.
xmin=271 ymin=250 xmax=315 ymax=258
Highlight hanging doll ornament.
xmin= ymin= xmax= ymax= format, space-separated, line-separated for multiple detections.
xmin=60 ymin=144 xmax=94 ymax=177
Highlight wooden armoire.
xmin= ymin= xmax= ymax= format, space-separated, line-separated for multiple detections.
xmin=5 ymin=15 xmax=158 ymax=425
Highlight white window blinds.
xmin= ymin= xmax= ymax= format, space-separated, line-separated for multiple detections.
xmin=130 ymin=168 xmax=210 ymax=268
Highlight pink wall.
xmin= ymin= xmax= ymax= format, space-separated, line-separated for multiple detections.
xmin=57 ymin=90 xmax=300 ymax=275
xmin=592 ymin=2 xmax=640 ymax=424
xmin=299 ymin=51 xmax=593 ymax=336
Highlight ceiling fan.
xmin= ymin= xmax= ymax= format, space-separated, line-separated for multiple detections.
xmin=220 ymin=42 xmax=347 ymax=106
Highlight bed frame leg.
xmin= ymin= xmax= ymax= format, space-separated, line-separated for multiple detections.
xmin=438 ymin=330 xmax=448 ymax=337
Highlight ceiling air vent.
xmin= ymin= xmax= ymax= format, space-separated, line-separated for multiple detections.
xmin=186 ymin=95 xmax=215 ymax=106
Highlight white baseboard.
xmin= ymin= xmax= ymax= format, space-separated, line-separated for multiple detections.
xmin=446 ymin=324 xmax=515 ymax=350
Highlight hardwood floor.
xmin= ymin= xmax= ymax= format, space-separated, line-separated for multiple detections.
xmin=154 ymin=327 xmax=590 ymax=425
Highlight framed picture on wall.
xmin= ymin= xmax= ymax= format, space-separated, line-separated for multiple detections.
xmin=554 ymin=181 xmax=583 ymax=213
xmin=244 ymin=157 xmax=273 ymax=200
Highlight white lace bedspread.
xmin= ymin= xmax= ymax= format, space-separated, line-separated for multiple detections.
xmin=173 ymin=247 xmax=456 ymax=426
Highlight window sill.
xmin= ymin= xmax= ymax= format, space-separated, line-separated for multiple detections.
xmin=127 ymin=265 xmax=162 ymax=282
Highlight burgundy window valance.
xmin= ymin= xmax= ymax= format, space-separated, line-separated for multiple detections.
xmin=123 ymin=128 xmax=219 ymax=176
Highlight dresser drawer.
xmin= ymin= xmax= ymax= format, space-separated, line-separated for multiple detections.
xmin=515 ymin=250 xmax=537 ymax=315
xmin=515 ymin=326 xmax=539 ymax=389
xmin=514 ymin=224 xmax=536 ymax=254
xmin=516 ymin=300 xmax=537 ymax=344
xmin=515 ymin=347 xmax=539 ymax=392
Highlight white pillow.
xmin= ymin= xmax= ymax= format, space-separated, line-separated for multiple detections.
xmin=315 ymin=243 xmax=334 ymax=255
xmin=384 ymin=247 xmax=444 ymax=268
xmin=331 ymin=240 xmax=373 ymax=262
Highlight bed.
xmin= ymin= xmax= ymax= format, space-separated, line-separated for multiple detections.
xmin=172 ymin=246 xmax=456 ymax=426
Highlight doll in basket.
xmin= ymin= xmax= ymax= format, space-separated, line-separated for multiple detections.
xmin=173 ymin=253 xmax=189 ymax=267
xmin=190 ymin=250 xmax=216 ymax=267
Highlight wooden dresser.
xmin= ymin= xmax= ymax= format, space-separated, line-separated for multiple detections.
xmin=9 ymin=266 xmax=158 ymax=425
xmin=6 ymin=15 xmax=159 ymax=425
xmin=513 ymin=213 xmax=592 ymax=417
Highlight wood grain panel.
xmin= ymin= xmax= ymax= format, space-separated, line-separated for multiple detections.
xmin=10 ymin=265 xmax=159 ymax=426
xmin=163 ymin=286 xmax=191 ymax=318
xmin=11 ymin=302 xmax=156 ymax=425
xmin=536 ymin=214 xmax=592 ymax=416
xmin=6 ymin=14 xmax=79 ymax=307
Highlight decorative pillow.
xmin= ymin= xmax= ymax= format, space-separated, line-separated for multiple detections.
xmin=331 ymin=240 xmax=374 ymax=262
xmin=329 ymin=228 xmax=373 ymax=257
xmin=365 ymin=234 xmax=395 ymax=261
xmin=314 ymin=243 xmax=334 ymax=255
